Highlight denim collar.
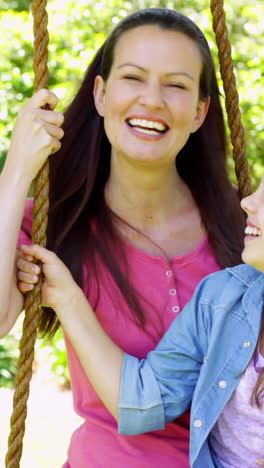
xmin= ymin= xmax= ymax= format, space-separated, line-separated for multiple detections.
xmin=227 ymin=264 xmax=263 ymax=286
xmin=227 ymin=264 xmax=264 ymax=337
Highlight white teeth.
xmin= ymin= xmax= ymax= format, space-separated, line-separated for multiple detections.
xmin=245 ymin=226 xmax=261 ymax=236
xmin=128 ymin=118 xmax=166 ymax=132
xmin=132 ymin=127 xmax=162 ymax=135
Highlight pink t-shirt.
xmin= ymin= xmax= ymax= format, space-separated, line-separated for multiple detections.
xmin=19 ymin=199 xmax=220 ymax=468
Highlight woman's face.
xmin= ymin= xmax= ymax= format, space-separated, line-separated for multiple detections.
xmin=241 ymin=178 xmax=264 ymax=272
xmin=94 ymin=25 xmax=209 ymax=168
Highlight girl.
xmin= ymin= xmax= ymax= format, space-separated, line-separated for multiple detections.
xmin=0 ymin=8 xmax=245 ymax=467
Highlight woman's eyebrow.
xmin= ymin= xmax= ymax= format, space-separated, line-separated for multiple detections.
xmin=117 ymin=62 xmax=146 ymax=71
xmin=164 ymin=72 xmax=194 ymax=81
xmin=117 ymin=63 xmax=194 ymax=80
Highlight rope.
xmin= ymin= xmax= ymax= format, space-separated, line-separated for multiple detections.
xmin=210 ymin=0 xmax=252 ymax=198
xmin=5 ymin=1 xmax=50 ymax=466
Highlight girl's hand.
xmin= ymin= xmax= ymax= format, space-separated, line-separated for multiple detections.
xmin=17 ymin=244 xmax=80 ymax=312
xmin=6 ymin=89 xmax=64 ymax=181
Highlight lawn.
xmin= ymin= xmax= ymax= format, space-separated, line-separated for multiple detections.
xmin=0 ymin=371 xmax=82 ymax=467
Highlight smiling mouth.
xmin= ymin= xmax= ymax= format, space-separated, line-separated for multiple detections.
xmin=127 ymin=118 xmax=168 ymax=136
xmin=245 ymin=225 xmax=262 ymax=237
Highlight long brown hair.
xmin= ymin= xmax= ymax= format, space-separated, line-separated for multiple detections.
xmin=38 ymin=8 xmax=245 ymax=337
xmin=252 ymin=318 xmax=264 ymax=407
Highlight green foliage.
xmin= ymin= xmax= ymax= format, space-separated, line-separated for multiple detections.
xmin=0 ymin=0 xmax=31 ymax=11
xmin=0 ymin=10 xmax=34 ymax=160
xmin=0 ymin=320 xmax=70 ymax=389
xmin=0 ymin=335 xmax=19 ymax=387
xmin=41 ymin=329 xmax=70 ymax=388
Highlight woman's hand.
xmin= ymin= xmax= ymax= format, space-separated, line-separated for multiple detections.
xmin=17 ymin=244 xmax=123 ymax=421
xmin=6 ymin=89 xmax=64 ymax=181
xmin=17 ymin=244 xmax=81 ymax=313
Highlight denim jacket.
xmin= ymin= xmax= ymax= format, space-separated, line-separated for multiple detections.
xmin=118 ymin=264 xmax=264 ymax=467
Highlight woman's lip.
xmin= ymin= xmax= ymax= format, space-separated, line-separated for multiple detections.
xmin=246 ymin=221 xmax=259 ymax=229
xmin=244 ymin=235 xmax=260 ymax=242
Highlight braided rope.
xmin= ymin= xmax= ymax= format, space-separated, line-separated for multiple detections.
xmin=5 ymin=1 xmax=49 ymax=466
xmin=210 ymin=0 xmax=252 ymax=198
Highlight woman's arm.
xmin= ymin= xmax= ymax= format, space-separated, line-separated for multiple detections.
xmin=0 ymin=90 xmax=64 ymax=337
xmin=18 ymin=244 xmax=124 ymax=419
xmin=0 ymin=166 xmax=30 ymax=336
xmin=17 ymin=244 xmax=207 ymax=425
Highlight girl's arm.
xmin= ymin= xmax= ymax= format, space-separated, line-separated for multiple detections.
xmin=0 ymin=90 xmax=64 ymax=338
xmin=18 ymin=244 xmax=207 ymax=424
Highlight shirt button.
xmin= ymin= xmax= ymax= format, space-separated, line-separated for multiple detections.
xmin=172 ymin=305 xmax=180 ymax=313
xmin=169 ymin=289 xmax=176 ymax=295
xmin=166 ymin=270 xmax=173 ymax=277
xmin=193 ymin=419 xmax=202 ymax=428
xmin=218 ymin=380 xmax=227 ymax=389
xmin=243 ymin=340 xmax=251 ymax=348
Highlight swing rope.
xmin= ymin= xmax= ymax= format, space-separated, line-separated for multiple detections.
xmin=5 ymin=0 xmax=50 ymax=466
xmin=5 ymin=1 xmax=251 ymax=466
xmin=210 ymin=0 xmax=252 ymax=198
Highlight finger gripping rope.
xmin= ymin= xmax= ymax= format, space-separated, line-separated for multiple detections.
xmin=5 ymin=0 xmax=50 ymax=466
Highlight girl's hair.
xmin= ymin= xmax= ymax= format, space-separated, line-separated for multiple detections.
xmin=254 ymin=369 xmax=264 ymax=407
xmin=252 ymin=320 xmax=264 ymax=407
xmin=38 ymin=8 xmax=245 ymax=338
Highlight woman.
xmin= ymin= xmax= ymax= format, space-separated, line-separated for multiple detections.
xmin=0 ymin=8 xmax=245 ymax=468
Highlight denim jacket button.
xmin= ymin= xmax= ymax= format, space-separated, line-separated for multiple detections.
xmin=193 ymin=419 xmax=202 ymax=428
xmin=243 ymin=340 xmax=251 ymax=348
xmin=218 ymin=380 xmax=227 ymax=389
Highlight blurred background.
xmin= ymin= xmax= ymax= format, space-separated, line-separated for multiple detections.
xmin=0 ymin=0 xmax=263 ymax=466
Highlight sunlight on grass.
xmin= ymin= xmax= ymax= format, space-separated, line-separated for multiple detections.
xmin=0 ymin=379 xmax=82 ymax=467
xmin=0 ymin=317 xmax=82 ymax=467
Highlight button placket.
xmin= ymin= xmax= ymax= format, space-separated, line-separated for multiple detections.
xmin=164 ymin=265 xmax=181 ymax=315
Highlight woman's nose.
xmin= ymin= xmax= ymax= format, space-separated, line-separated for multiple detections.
xmin=240 ymin=193 xmax=257 ymax=214
xmin=139 ymin=80 xmax=164 ymax=110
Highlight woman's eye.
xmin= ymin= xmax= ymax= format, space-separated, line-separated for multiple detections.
xmin=124 ymin=75 xmax=142 ymax=81
xmin=168 ymin=83 xmax=186 ymax=89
